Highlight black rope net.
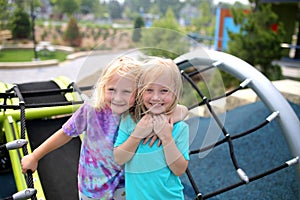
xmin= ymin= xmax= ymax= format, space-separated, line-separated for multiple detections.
xmin=177 ymin=60 xmax=299 ymax=199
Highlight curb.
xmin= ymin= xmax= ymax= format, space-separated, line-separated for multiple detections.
xmin=0 ymin=59 xmax=59 ymax=69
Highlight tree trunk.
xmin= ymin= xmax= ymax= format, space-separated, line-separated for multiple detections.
xmin=294 ymin=21 xmax=300 ymax=59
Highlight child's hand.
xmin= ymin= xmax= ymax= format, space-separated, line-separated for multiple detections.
xmin=132 ymin=114 xmax=153 ymax=139
xmin=143 ymin=133 xmax=162 ymax=147
xmin=21 ymin=154 xmax=38 ymax=174
xmin=153 ymin=114 xmax=173 ymax=145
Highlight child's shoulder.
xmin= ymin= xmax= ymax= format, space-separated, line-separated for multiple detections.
xmin=173 ymin=121 xmax=189 ymax=141
xmin=174 ymin=120 xmax=189 ymax=128
xmin=173 ymin=120 xmax=189 ymax=133
xmin=79 ymin=101 xmax=112 ymax=116
xmin=119 ymin=114 xmax=135 ymax=133
xmin=121 ymin=114 xmax=135 ymax=124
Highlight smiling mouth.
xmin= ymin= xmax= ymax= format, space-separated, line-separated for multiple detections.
xmin=149 ymin=102 xmax=163 ymax=106
xmin=147 ymin=103 xmax=165 ymax=112
xmin=111 ymin=102 xmax=126 ymax=107
xmin=144 ymin=102 xmax=166 ymax=114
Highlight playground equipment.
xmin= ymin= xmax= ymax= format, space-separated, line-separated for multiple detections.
xmin=0 ymin=76 xmax=91 ymax=200
xmin=0 ymin=49 xmax=299 ymax=199
xmin=176 ymin=49 xmax=299 ymax=199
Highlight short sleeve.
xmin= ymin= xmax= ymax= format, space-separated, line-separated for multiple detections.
xmin=114 ymin=114 xmax=135 ymax=147
xmin=174 ymin=122 xmax=190 ymax=161
xmin=62 ymin=102 xmax=89 ymax=137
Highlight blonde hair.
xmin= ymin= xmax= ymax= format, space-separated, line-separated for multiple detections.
xmin=92 ymin=56 xmax=141 ymax=110
xmin=135 ymin=57 xmax=182 ymax=120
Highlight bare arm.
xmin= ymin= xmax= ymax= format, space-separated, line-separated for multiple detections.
xmin=21 ymin=129 xmax=72 ymax=173
xmin=153 ymin=115 xmax=188 ymax=176
xmin=114 ymin=114 xmax=153 ymax=165
xmin=170 ymin=104 xmax=188 ymax=123
xmin=113 ymin=136 xmax=141 ymax=165
xmin=163 ymin=139 xmax=188 ymax=176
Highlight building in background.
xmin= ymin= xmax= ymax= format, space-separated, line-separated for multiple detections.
xmin=214 ymin=0 xmax=299 ymax=60
xmin=214 ymin=7 xmax=238 ymax=51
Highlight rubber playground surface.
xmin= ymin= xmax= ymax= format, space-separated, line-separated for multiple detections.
xmin=182 ymin=100 xmax=300 ymax=200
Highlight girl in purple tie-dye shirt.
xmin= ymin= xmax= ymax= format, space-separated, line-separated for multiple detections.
xmin=21 ymin=56 xmax=142 ymax=200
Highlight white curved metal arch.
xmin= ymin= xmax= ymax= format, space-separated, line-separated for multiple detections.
xmin=175 ymin=49 xmax=300 ymax=187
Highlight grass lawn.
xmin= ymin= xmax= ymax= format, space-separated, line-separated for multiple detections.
xmin=0 ymin=49 xmax=69 ymax=62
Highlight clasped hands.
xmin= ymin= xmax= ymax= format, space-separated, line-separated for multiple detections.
xmin=131 ymin=114 xmax=174 ymax=146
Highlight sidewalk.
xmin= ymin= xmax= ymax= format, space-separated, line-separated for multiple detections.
xmin=230 ymin=79 xmax=300 ymax=105
xmin=191 ymin=79 xmax=300 ymax=117
xmin=274 ymin=58 xmax=300 ymax=79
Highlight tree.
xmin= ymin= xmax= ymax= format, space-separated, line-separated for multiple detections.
xmin=80 ymin=0 xmax=96 ymax=15
xmin=132 ymin=16 xmax=144 ymax=42
xmin=109 ymin=0 xmax=122 ymax=19
xmin=295 ymin=23 xmax=300 ymax=59
xmin=124 ymin=0 xmax=155 ymax=15
xmin=124 ymin=0 xmax=183 ymax=18
xmin=228 ymin=2 xmax=284 ymax=80
xmin=56 ymin=0 xmax=80 ymax=16
xmin=10 ymin=8 xmax=31 ymax=39
xmin=138 ymin=8 xmax=189 ymax=59
xmin=0 ymin=0 xmax=10 ymax=29
xmin=64 ymin=16 xmax=82 ymax=47
xmin=91 ymin=1 xmax=108 ymax=19
xmin=148 ymin=3 xmax=160 ymax=16
xmin=191 ymin=0 xmax=214 ymax=35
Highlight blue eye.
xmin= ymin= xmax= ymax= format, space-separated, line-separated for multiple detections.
xmin=124 ymin=90 xmax=132 ymax=94
xmin=161 ymin=89 xmax=169 ymax=93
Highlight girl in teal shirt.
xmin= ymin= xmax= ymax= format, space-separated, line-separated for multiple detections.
xmin=114 ymin=57 xmax=189 ymax=200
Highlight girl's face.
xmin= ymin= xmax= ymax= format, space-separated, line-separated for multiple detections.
xmin=105 ymin=74 xmax=136 ymax=115
xmin=142 ymin=72 xmax=174 ymax=115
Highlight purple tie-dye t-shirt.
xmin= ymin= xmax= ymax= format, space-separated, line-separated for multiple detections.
xmin=62 ymin=102 xmax=123 ymax=199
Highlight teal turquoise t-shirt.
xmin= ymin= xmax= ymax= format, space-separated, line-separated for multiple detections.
xmin=114 ymin=114 xmax=189 ymax=200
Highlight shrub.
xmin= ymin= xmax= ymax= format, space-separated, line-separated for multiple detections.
xmin=64 ymin=16 xmax=82 ymax=47
xmin=10 ymin=8 xmax=31 ymax=39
